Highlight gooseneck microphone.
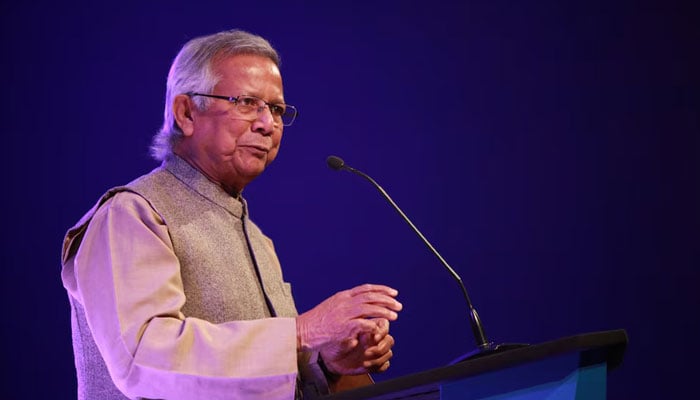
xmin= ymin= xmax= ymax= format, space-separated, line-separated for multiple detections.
xmin=326 ymin=155 xmax=519 ymax=360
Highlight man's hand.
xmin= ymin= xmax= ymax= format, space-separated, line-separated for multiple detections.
xmin=320 ymin=318 xmax=395 ymax=375
xmin=296 ymin=284 xmax=402 ymax=374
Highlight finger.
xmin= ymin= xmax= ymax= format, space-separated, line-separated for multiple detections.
xmin=375 ymin=318 xmax=390 ymax=330
xmin=363 ymin=349 xmax=393 ymax=369
xmin=350 ymin=290 xmax=402 ymax=306
xmin=346 ymin=318 xmax=385 ymax=338
xmin=349 ymin=293 xmax=403 ymax=314
xmin=365 ymin=334 xmax=394 ymax=357
xmin=349 ymin=284 xmax=399 ymax=298
xmin=362 ymin=324 xmax=388 ymax=345
xmin=329 ymin=293 xmax=402 ymax=320
xmin=339 ymin=337 xmax=359 ymax=352
xmin=366 ymin=358 xmax=392 ymax=374
xmin=329 ymin=305 xmax=395 ymax=325
xmin=354 ymin=303 xmax=400 ymax=320
xmin=372 ymin=318 xmax=389 ymax=342
xmin=376 ymin=360 xmax=391 ymax=373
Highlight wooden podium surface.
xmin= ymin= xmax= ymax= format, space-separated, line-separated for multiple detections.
xmin=323 ymin=329 xmax=628 ymax=400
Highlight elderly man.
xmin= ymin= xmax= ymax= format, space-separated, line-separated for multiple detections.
xmin=61 ymin=29 xmax=402 ymax=399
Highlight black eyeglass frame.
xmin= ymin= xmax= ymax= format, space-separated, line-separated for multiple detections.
xmin=187 ymin=92 xmax=298 ymax=127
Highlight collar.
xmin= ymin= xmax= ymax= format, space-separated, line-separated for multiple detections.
xmin=163 ymin=155 xmax=246 ymax=219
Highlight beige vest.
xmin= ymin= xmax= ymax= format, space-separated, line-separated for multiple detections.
xmin=61 ymin=156 xmax=300 ymax=399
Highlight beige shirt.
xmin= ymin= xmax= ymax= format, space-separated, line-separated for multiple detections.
xmin=61 ymin=157 xmax=325 ymax=399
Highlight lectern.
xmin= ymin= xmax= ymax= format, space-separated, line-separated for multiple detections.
xmin=324 ymin=329 xmax=627 ymax=400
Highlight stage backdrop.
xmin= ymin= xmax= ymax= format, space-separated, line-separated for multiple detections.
xmin=1 ymin=1 xmax=697 ymax=399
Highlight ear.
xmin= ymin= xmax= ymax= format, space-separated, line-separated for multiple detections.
xmin=172 ymin=94 xmax=196 ymax=137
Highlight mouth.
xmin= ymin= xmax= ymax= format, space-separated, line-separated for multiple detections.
xmin=241 ymin=144 xmax=270 ymax=155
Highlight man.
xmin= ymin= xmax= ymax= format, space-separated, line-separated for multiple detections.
xmin=60 ymin=29 xmax=402 ymax=399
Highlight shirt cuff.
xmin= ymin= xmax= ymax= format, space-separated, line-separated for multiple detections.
xmin=298 ymin=351 xmax=332 ymax=398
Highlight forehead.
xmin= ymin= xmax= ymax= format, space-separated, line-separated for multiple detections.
xmin=211 ymin=54 xmax=283 ymax=97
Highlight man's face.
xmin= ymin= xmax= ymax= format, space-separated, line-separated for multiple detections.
xmin=182 ymin=54 xmax=285 ymax=193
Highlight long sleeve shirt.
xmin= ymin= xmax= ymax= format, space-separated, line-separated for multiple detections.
xmin=61 ymin=156 xmax=326 ymax=399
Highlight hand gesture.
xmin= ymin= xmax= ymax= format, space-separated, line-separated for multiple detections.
xmin=320 ymin=318 xmax=395 ymax=375
xmin=296 ymin=283 xmax=402 ymax=375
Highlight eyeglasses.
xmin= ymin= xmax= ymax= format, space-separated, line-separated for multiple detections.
xmin=188 ymin=92 xmax=298 ymax=126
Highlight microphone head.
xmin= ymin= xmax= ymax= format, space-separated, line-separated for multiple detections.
xmin=326 ymin=155 xmax=345 ymax=170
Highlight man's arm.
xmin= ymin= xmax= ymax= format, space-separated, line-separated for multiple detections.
xmin=64 ymin=192 xmax=299 ymax=400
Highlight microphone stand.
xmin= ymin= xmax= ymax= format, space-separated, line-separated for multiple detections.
xmin=327 ymin=156 xmax=528 ymax=362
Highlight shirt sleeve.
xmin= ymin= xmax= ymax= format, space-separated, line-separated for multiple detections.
xmin=68 ymin=191 xmax=299 ymax=400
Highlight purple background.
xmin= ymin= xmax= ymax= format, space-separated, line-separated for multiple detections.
xmin=2 ymin=1 xmax=698 ymax=398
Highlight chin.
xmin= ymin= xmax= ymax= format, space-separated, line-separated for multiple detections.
xmin=241 ymin=164 xmax=267 ymax=180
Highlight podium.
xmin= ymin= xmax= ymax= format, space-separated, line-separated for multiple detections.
xmin=324 ymin=329 xmax=627 ymax=400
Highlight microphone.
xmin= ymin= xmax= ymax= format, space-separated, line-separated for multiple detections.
xmin=326 ymin=155 xmax=527 ymax=361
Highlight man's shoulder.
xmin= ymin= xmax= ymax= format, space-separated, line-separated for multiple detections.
xmin=61 ymin=166 xmax=166 ymax=261
xmin=125 ymin=164 xmax=170 ymax=190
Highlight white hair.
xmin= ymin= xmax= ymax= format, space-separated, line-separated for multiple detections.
xmin=150 ymin=30 xmax=280 ymax=161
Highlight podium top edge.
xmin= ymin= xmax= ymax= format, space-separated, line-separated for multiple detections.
xmin=323 ymin=329 xmax=629 ymax=400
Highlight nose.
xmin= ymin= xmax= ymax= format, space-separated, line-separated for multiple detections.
xmin=251 ymin=105 xmax=276 ymax=136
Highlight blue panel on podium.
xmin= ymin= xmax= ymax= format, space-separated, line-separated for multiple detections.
xmin=440 ymin=353 xmax=607 ymax=400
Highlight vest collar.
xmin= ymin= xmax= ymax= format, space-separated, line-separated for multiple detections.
xmin=163 ymin=155 xmax=245 ymax=218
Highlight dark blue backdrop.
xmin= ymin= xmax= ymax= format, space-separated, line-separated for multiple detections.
xmin=2 ymin=1 xmax=697 ymax=398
